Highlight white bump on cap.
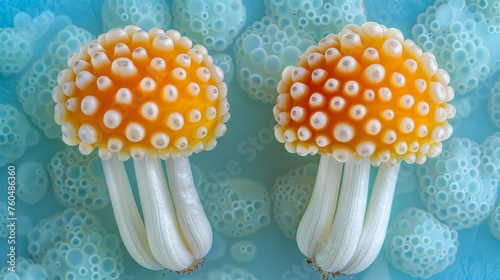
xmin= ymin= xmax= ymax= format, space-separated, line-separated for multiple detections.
xmin=276 ymin=112 xmax=290 ymax=126
xmin=290 ymin=106 xmax=306 ymax=122
xmin=75 ymin=71 xmax=95 ymax=90
xmin=91 ymin=52 xmax=111 ymax=70
xmin=417 ymin=101 xmax=430 ymax=116
xmin=195 ymin=126 xmax=208 ymax=139
xmin=334 ymin=123 xmax=355 ymax=142
xmin=398 ymin=94 xmax=415 ymax=109
xmin=403 ymin=59 xmax=417 ymax=73
xmin=162 ymin=85 xmax=178 ymax=102
xmin=349 ymin=104 xmax=367 ymax=120
xmin=284 ymin=129 xmax=297 ymax=142
xmin=434 ymin=107 xmax=448 ymax=123
xmin=116 ymin=88 xmax=133 ymax=104
xmin=399 ymin=117 xmax=415 ymax=133
xmin=78 ymin=124 xmax=99 ymax=145
xmin=378 ymin=87 xmax=392 ymax=101
xmin=205 ymin=85 xmax=219 ymax=102
xmin=431 ymin=126 xmax=445 ymax=142
xmin=131 ymin=148 xmax=146 ymax=160
xmin=417 ymin=124 xmax=428 ymax=137
xmin=107 ymin=138 xmax=124 ymax=153
xmin=390 ymin=72 xmax=406 ymax=88
xmin=140 ymin=77 xmax=156 ymax=93
xmin=336 ymin=56 xmax=358 ymax=73
xmin=291 ymin=67 xmax=310 ymax=82
xmin=364 ymin=119 xmax=382 ymax=135
xmin=175 ymin=54 xmax=191 ymax=68
xmin=344 ymin=81 xmax=360 ymax=96
xmin=66 ymin=97 xmax=78 ymax=112
xmin=152 ymin=34 xmax=174 ymax=53
xmin=103 ymin=109 xmax=122 ymax=129
xmin=363 ymin=89 xmax=375 ymax=101
xmin=72 ymin=60 xmax=91 ymax=74
xmin=126 ymin=122 xmax=146 ymax=142
xmin=172 ymin=67 xmax=187 ymax=81
xmin=316 ymin=135 xmax=330 ymax=147
xmin=420 ymin=53 xmax=438 ymax=77
xmin=149 ymin=57 xmax=166 ymax=72
xmin=196 ymin=67 xmax=211 ymax=82
xmin=167 ymin=112 xmax=184 ymax=131
xmin=97 ymin=76 xmax=113 ymax=91
xmin=309 ymin=93 xmax=325 ymax=108
xmin=357 ymin=141 xmax=376 ymax=157
xmin=61 ymin=81 xmax=76 ymax=97
xmin=61 ymin=121 xmax=77 ymax=139
xmin=383 ymin=129 xmax=397 ymax=144
xmin=206 ymin=106 xmax=217 ymax=120
xmin=362 ymin=47 xmax=380 ymax=62
xmin=429 ymin=82 xmax=447 ymax=104
xmin=186 ymin=82 xmax=200 ymax=96
xmin=291 ymin=82 xmax=310 ymax=100
xmin=111 ymin=58 xmax=138 ymax=79
xmin=311 ymin=69 xmax=328 ymax=85
xmin=323 ymin=78 xmax=340 ymax=94
xmin=415 ymin=79 xmax=427 ymax=93
xmin=114 ymin=42 xmax=131 ymax=57
xmin=151 ymin=132 xmax=170 ymax=149
xmin=330 ymin=96 xmax=346 ymax=112
xmin=395 ymin=141 xmax=408 ymax=155
xmin=81 ymin=95 xmax=99 ymax=116
xmin=189 ymin=109 xmax=202 ymax=123
xmin=382 ymin=38 xmax=403 ymax=57
xmin=175 ymin=137 xmax=188 ymax=149
xmin=362 ymin=64 xmax=385 ymax=84
xmin=141 ymin=102 xmax=159 ymax=120
xmin=297 ymin=126 xmax=312 ymax=141
xmin=381 ymin=109 xmax=394 ymax=120
xmin=310 ymin=111 xmax=328 ymax=130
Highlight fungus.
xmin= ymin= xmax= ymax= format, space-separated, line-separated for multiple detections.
xmin=273 ymin=22 xmax=455 ymax=276
xmin=52 ymin=25 xmax=229 ymax=272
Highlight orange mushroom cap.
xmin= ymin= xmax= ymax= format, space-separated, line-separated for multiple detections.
xmin=273 ymin=22 xmax=455 ymax=166
xmin=53 ymin=25 xmax=230 ymax=160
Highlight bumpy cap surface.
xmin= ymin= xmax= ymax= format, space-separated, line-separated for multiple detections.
xmin=53 ymin=25 xmax=230 ymax=160
xmin=273 ymin=22 xmax=455 ymax=165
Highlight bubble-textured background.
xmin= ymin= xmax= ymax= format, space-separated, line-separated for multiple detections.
xmin=0 ymin=0 xmax=499 ymax=280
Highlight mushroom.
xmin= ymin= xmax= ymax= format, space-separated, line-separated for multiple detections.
xmin=52 ymin=25 xmax=230 ymax=273
xmin=273 ymin=22 xmax=455 ymax=277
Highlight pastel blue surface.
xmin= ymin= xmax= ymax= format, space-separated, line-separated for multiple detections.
xmin=0 ymin=0 xmax=499 ymax=279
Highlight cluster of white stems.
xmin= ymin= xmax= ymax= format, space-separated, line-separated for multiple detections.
xmin=297 ymin=154 xmax=401 ymax=275
xmin=102 ymin=154 xmax=212 ymax=271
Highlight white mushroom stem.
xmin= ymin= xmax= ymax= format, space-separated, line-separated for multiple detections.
xmin=134 ymin=156 xmax=194 ymax=271
xmin=314 ymin=158 xmax=371 ymax=272
xmin=101 ymin=155 xmax=162 ymax=270
xmin=296 ymin=154 xmax=343 ymax=257
xmin=341 ymin=161 xmax=401 ymax=275
xmin=166 ymin=155 xmax=213 ymax=259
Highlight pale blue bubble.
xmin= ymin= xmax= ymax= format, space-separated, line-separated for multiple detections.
xmin=173 ymin=0 xmax=246 ymax=52
xmin=271 ymin=163 xmax=317 ymax=239
xmin=385 ymin=207 xmax=458 ymax=279
xmin=417 ymin=137 xmax=497 ymax=230
xmin=17 ymin=161 xmax=49 ymax=205
xmin=101 ymin=0 xmax=172 ymax=32
xmin=27 ymin=208 xmax=123 ymax=279
xmin=47 ymin=147 xmax=109 ymax=211
xmin=0 ymin=104 xmax=39 ymax=167
xmin=234 ymin=17 xmax=314 ymax=103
